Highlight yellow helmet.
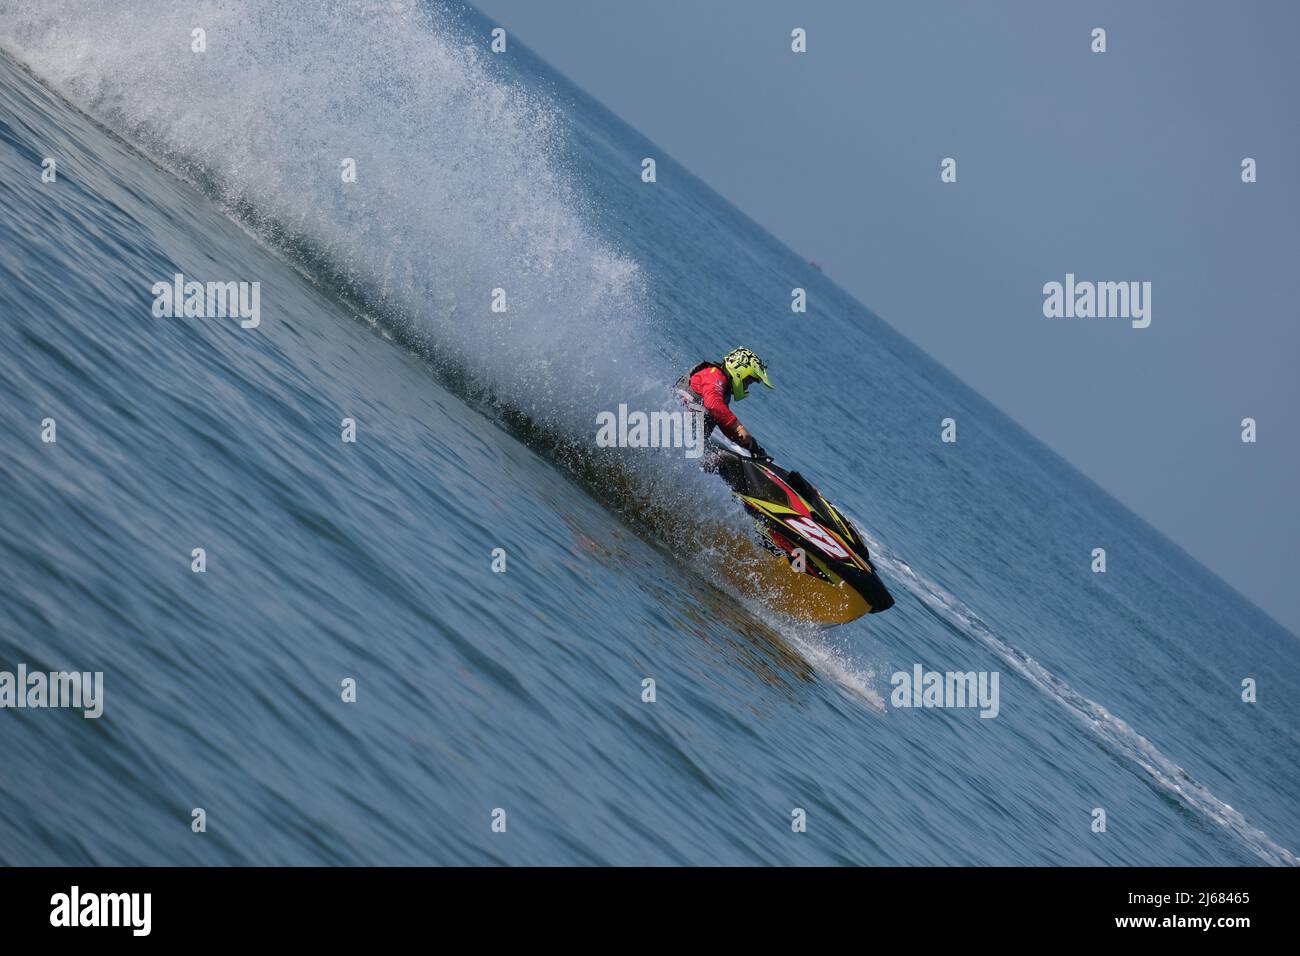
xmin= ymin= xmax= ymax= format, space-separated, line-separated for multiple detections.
xmin=723 ymin=347 xmax=773 ymax=400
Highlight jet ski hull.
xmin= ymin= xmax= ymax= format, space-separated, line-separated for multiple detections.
xmin=714 ymin=451 xmax=895 ymax=625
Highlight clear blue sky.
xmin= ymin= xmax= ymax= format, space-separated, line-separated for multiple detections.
xmin=473 ymin=0 xmax=1300 ymax=634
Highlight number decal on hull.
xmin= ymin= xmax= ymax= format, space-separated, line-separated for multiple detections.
xmin=784 ymin=516 xmax=851 ymax=560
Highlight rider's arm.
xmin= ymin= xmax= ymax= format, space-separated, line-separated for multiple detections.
xmin=699 ymin=377 xmax=742 ymax=439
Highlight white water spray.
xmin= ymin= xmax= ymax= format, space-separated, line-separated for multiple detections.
xmin=0 ymin=0 xmax=667 ymax=436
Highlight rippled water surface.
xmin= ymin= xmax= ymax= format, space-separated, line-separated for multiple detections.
xmin=1 ymin=2 xmax=1296 ymax=865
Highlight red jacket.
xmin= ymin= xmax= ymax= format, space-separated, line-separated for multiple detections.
xmin=687 ymin=365 xmax=740 ymax=439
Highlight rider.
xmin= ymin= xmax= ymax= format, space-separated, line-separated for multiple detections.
xmin=676 ymin=347 xmax=773 ymax=458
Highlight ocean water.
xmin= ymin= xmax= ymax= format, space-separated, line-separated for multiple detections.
xmin=1 ymin=1 xmax=1296 ymax=866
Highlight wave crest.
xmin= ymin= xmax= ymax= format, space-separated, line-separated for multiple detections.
xmin=0 ymin=0 xmax=665 ymax=434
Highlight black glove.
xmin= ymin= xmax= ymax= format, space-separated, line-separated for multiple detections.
xmin=745 ymin=436 xmax=767 ymax=459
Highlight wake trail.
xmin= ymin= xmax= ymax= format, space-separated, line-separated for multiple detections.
xmin=860 ymin=528 xmax=1298 ymax=867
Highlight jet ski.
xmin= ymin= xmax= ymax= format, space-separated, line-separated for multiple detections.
xmin=710 ymin=446 xmax=894 ymax=625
